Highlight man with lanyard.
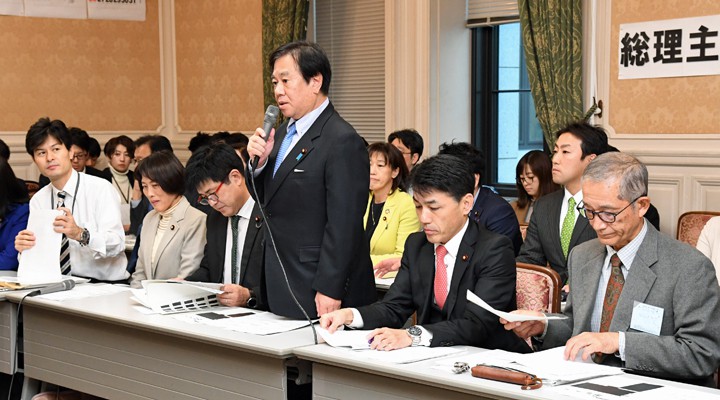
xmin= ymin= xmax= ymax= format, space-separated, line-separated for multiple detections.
xmin=15 ymin=118 xmax=128 ymax=283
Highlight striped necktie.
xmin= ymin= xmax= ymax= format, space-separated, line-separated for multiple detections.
xmin=273 ymin=123 xmax=297 ymax=177
xmin=57 ymin=191 xmax=72 ymax=275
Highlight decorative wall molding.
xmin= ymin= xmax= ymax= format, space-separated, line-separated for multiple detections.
xmin=647 ymin=174 xmax=683 ymax=235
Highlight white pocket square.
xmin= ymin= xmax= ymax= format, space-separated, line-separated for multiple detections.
xmin=293 ymin=169 xmax=305 ymax=173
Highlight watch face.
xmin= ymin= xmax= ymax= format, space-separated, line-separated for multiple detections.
xmin=408 ymin=326 xmax=422 ymax=336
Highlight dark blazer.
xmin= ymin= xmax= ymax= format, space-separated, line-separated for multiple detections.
xmin=247 ymin=102 xmax=375 ymax=319
xmin=130 ymin=195 xmax=151 ymax=237
xmin=186 ymin=204 xmax=266 ymax=310
xmin=471 ymin=187 xmax=522 ymax=255
xmin=359 ymin=221 xmax=530 ymax=352
xmin=39 ymin=166 xmax=110 ymax=188
xmin=516 ymin=189 xmax=596 ymax=282
xmin=543 ymin=223 xmax=720 ymax=386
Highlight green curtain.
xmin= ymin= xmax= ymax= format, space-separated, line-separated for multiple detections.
xmin=262 ymin=0 xmax=310 ymax=110
xmin=519 ymin=0 xmax=583 ymax=150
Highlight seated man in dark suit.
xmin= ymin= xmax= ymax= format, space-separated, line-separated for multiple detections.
xmin=321 ymin=155 xmax=530 ymax=353
xmin=502 ymin=152 xmax=720 ymax=387
xmin=185 ymin=142 xmax=265 ymax=310
xmin=38 ymin=127 xmax=109 ymax=187
xmin=438 ymin=142 xmax=522 ymax=255
xmin=516 ymin=122 xmax=608 ymax=283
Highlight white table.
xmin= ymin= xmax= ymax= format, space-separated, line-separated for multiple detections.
xmin=296 ymin=344 xmax=720 ymax=400
xmin=7 ymin=288 xmax=318 ymax=399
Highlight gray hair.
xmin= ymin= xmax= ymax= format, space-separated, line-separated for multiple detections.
xmin=582 ymin=152 xmax=647 ymax=202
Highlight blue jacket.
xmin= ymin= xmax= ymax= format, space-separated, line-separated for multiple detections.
xmin=0 ymin=203 xmax=30 ymax=270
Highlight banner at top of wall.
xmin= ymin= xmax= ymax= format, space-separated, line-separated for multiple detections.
xmin=0 ymin=0 xmax=146 ymax=21
xmin=619 ymin=14 xmax=720 ymax=80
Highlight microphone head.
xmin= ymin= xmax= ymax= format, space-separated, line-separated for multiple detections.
xmin=63 ymin=279 xmax=76 ymax=290
xmin=264 ymin=105 xmax=280 ymax=125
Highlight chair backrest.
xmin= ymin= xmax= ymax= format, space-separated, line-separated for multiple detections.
xmin=676 ymin=211 xmax=720 ymax=248
xmin=515 ymin=262 xmax=561 ymax=314
xmin=519 ymin=223 xmax=528 ymax=241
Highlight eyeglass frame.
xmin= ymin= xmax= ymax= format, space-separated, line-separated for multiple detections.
xmin=576 ymin=195 xmax=645 ymax=224
xmin=197 ymin=181 xmax=224 ymax=206
xmin=71 ymin=152 xmax=88 ymax=161
xmin=517 ymin=175 xmax=537 ymax=185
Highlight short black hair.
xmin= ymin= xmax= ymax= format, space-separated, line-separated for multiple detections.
xmin=135 ymin=150 xmax=185 ymax=196
xmin=555 ymin=121 xmax=608 ymax=159
xmin=388 ymin=129 xmax=424 ymax=156
xmin=270 ymin=41 xmax=331 ymax=95
xmin=25 ymin=117 xmax=71 ymax=155
xmin=69 ymin=127 xmax=91 ymax=151
xmin=0 ymin=139 xmax=9 ymax=160
xmin=86 ymin=137 xmax=101 ymax=159
xmin=104 ymin=135 xmax=136 ymax=158
xmin=135 ymin=135 xmax=174 ymax=153
xmin=188 ymin=132 xmax=212 ymax=153
xmin=185 ymin=142 xmax=245 ymax=192
xmin=217 ymin=132 xmax=249 ymax=151
xmin=437 ymin=142 xmax=485 ymax=177
xmin=0 ymin=157 xmax=28 ymax=219
xmin=410 ymin=154 xmax=474 ymax=202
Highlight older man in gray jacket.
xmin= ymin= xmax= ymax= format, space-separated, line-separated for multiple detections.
xmin=502 ymin=152 xmax=720 ymax=387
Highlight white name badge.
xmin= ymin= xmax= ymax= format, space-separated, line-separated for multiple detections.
xmin=630 ymin=301 xmax=664 ymax=336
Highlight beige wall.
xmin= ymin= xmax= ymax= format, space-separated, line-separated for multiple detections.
xmin=609 ymin=1 xmax=720 ymax=134
xmin=2 ymin=0 xmax=264 ymax=179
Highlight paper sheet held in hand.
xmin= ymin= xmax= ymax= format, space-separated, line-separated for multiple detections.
xmin=466 ymin=290 xmax=567 ymax=322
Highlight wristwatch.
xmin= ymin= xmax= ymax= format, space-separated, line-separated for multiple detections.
xmin=78 ymin=228 xmax=90 ymax=247
xmin=406 ymin=325 xmax=422 ymax=347
xmin=246 ymin=289 xmax=258 ymax=309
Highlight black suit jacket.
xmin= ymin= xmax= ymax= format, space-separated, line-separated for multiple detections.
xmin=471 ymin=187 xmax=522 ymax=255
xmin=186 ymin=205 xmax=266 ymax=310
xmin=359 ymin=221 xmax=530 ymax=352
xmin=516 ymin=190 xmax=596 ymax=282
xmin=247 ymin=102 xmax=375 ymax=319
xmin=39 ymin=166 xmax=110 ymax=188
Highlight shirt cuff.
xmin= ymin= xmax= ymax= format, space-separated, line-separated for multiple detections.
xmin=252 ymin=162 xmax=267 ymax=177
xmin=130 ymin=199 xmax=141 ymax=208
xmin=348 ymin=308 xmax=364 ymax=328
xmin=417 ymin=325 xmax=433 ymax=347
xmin=618 ymin=332 xmax=626 ymax=361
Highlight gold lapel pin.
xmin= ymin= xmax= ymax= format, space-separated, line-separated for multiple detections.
xmin=461 ymin=255 xmax=469 ymax=261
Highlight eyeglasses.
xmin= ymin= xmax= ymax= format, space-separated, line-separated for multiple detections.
xmin=197 ymin=181 xmax=224 ymax=205
xmin=71 ymin=152 xmax=88 ymax=161
xmin=576 ymin=196 xmax=644 ymax=223
xmin=517 ymin=175 xmax=536 ymax=184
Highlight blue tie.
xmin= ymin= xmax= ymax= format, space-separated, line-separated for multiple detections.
xmin=273 ymin=123 xmax=297 ymax=177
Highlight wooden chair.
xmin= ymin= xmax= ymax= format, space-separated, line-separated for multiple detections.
xmin=515 ymin=262 xmax=561 ymax=314
xmin=676 ymin=211 xmax=720 ymax=247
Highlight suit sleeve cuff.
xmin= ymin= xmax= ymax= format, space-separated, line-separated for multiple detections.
xmin=534 ymin=319 xmax=549 ymax=341
xmin=348 ymin=308 xmax=364 ymax=328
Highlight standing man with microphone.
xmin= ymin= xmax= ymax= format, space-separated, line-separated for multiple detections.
xmin=247 ymin=41 xmax=375 ymax=319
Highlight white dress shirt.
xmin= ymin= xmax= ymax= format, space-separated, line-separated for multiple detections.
xmin=223 ymin=197 xmax=255 ymax=284
xmin=29 ymin=170 xmax=128 ymax=281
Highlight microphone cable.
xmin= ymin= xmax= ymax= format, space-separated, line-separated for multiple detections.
xmin=247 ymin=161 xmax=319 ymax=345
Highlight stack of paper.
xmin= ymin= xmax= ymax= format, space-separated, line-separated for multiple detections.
xmin=131 ymin=280 xmax=223 ymax=314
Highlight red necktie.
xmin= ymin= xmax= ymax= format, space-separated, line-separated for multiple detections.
xmin=434 ymin=245 xmax=448 ymax=309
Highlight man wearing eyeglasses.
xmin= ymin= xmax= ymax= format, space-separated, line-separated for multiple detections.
xmin=516 ymin=122 xmax=608 ymax=283
xmin=184 ymin=143 xmax=265 ymax=310
xmin=502 ymin=152 xmax=720 ymax=387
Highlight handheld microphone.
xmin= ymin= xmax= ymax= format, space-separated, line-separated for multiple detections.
xmin=252 ymin=105 xmax=280 ymax=170
xmin=29 ymin=279 xmax=76 ymax=297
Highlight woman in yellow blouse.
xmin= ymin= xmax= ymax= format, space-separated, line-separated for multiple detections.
xmin=364 ymin=143 xmax=420 ymax=278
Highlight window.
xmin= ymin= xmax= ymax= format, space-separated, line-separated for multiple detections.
xmin=472 ymin=22 xmax=545 ymax=195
